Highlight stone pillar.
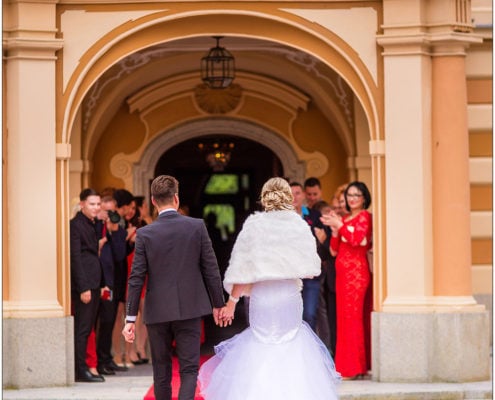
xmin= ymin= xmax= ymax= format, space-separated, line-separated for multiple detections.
xmin=3 ymin=1 xmax=74 ymax=388
xmin=431 ymin=47 xmax=472 ymax=296
xmin=375 ymin=0 xmax=489 ymax=383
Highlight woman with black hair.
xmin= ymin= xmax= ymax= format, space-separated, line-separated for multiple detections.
xmin=321 ymin=181 xmax=372 ymax=380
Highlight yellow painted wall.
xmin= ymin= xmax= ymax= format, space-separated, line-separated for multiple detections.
xmin=292 ymin=102 xmax=349 ymax=196
xmin=466 ymin=76 xmax=493 ymax=296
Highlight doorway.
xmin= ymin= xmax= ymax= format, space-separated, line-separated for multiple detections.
xmin=154 ymin=135 xmax=284 ymax=347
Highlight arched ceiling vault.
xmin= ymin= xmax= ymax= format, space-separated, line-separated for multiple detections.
xmin=81 ymin=37 xmax=357 ymax=160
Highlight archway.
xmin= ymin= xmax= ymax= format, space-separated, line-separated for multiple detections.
xmin=59 ymin=7 xmax=385 ymax=355
xmin=133 ymin=118 xmax=305 ymax=197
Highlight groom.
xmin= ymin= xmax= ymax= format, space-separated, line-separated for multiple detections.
xmin=122 ymin=175 xmax=226 ymax=400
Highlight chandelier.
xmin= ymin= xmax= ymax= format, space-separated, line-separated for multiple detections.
xmin=200 ymin=36 xmax=235 ymax=89
xmin=198 ymin=140 xmax=235 ymax=171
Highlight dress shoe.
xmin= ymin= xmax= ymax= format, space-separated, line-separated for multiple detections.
xmin=108 ymin=360 xmax=129 ymax=372
xmin=97 ymin=365 xmax=116 ymax=375
xmin=137 ymin=352 xmax=149 ymax=364
xmin=75 ymin=370 xmax=105 ymax=383
xmin=129 ymin=357 xmax=145 ymax=366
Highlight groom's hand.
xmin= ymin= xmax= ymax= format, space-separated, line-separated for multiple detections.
xmin=122 ymin=322 xmax=136 ymax=343
xmin=213 ymin=307 xmax=233 ymax=327
xmin=212 ymin=307 xmax=223 ymax=326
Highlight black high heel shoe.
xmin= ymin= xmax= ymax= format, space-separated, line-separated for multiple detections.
xmin=129 ymin=356 xmax=144 ymax=365
xmin=137 ymin=352 xmax=149 ymax=364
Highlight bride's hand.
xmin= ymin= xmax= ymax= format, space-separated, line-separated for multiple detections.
xmin=224 ymin=302 xmax=236 ymax=319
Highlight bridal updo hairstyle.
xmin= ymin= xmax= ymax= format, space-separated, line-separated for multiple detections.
xmin=260 ymin=177 xmax=294 ymax=212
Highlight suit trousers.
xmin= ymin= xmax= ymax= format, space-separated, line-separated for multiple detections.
xmin=73 ymin=288 xmax=100 ymax=377
xmin=146 ymin=317 xmax=202 ymax=400
xmin=96 ymin=296 xmax=119 ymax=366
xmin=302 ymin=278 xmax=321 ymax=331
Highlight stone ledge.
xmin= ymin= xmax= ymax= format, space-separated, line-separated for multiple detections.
xmin=372 ymin=310 xmax=490 ymax=382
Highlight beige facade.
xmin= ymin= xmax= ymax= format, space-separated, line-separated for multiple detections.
xmin=2 ymin=0 xmax=492 ymax=388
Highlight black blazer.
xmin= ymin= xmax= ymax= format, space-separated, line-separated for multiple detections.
xmin=96 ymin=220 xmax=127 ymax=289
xmin=126 ymin=210 xmax=225 ymax=324
xmin=70 ymin=211 xmax=103 ymax=294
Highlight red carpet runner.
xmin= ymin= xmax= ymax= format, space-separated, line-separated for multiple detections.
xmin=143 ymin=356 xmax=210 ymax=400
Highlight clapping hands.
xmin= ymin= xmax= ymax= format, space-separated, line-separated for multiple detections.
xmin=320 ymin=210 xmax=343 ymax=232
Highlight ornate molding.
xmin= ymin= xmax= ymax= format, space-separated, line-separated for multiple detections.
xmin=130 ymin=118 xmax=316 ymax=196
xmin=3 ymin=300 xmax=64 ymax=319
xmin=194 ymin=84 xmax=242 ymax=114
xmin=3 ymin=37 xmax=64 ymax=60
xmin=83 ymin=44 xmax=354 ymax=133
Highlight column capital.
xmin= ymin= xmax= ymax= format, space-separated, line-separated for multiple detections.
xmin=369 ymin=139 xmax=385 ymax=156
xmin=377 ymin=31 xmax=482 ymax=57
xmin=3 ymin=36 xmax=64 ymax=60
xmin=56 ymin=143 xmax=71 ymax=160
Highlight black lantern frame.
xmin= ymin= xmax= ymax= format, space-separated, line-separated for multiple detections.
xmin=201 ymin=36 xmax=235 ymax=89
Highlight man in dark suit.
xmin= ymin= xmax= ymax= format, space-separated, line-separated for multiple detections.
xmin=123 ymin=175 xmax=226 ymax=400
xmin=290 ymin=181 xmax=324 ymax=332
xmin=70 ymin=188 xmax=105 ymax=383
xmin=95 ymin=195 xmax=129 ymax=375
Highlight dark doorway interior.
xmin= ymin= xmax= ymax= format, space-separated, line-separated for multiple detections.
xmin=154 ymin=134 xmax=284 ymax=349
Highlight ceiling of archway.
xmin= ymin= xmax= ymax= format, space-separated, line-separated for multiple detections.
xmin=82 ymin=36 xmax=355 ymax=150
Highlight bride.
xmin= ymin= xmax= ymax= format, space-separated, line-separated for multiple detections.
xmin=198 ymin=177 xmax=340 ymax=400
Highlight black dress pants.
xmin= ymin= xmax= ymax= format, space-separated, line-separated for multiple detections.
xmin=96 ymin=296 xmax=119 ymax=366
xmin=73 ymin=288 xmax=100 ymax=377
xmin=325 ymin=258 xmax=337 ymax=357
xmin=146 ymin=317 xmax=202 ymax=400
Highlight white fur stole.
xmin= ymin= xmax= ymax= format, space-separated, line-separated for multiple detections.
xmin=223 ymin=210 xmax=321 ymax=295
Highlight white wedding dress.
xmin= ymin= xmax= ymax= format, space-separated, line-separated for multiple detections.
xmin=198 ymin=279 xmax=341 ymax=400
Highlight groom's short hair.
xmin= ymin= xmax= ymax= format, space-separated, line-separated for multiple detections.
xmin=151 ymin=175 xmax=179 ymax=206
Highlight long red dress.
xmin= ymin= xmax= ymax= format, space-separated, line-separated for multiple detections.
xmin=330 ymin=210 xmax=372 ymax=377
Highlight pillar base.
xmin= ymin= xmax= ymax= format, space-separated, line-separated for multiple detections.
xmin=372 ymin=310 xmax=490 ymax=382
xmin=3 ymin=316 xmax=74 ymax=389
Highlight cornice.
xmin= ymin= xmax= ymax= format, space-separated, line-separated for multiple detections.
xmin=3 ymin=36 xmax=64 ymax=59
xmin=377 ymin=31 xmax=483 ymax=57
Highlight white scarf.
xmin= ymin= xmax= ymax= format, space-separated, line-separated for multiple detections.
xmin=223 ymin=210 xmax=321 ymax=295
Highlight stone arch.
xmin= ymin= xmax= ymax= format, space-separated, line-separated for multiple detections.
xmin=60 ymin=8 xmax=385 ymax=312
xmin=61 ymin=10 xmax=381 ymax=145
xmin=133 ymin=118 xmax=305 ymax=196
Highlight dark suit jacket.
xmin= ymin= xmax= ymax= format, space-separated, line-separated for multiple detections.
xmin=70 ymin=211 xmax=103 ymax=294
xmin=95 ymin=219 xmax=127 ymax=289
xmin=126 ymin=210 xmax=225 ymax=324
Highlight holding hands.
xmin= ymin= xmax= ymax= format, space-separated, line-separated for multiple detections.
xmin=213 ymin=295 xmax=239 ymax=327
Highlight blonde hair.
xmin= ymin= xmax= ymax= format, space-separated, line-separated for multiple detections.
xmin=260 ymin=177 xmax=294 ymax=212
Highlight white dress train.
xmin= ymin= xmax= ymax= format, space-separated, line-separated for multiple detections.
xmin=198 ymin=279 xmax=341 ymax=400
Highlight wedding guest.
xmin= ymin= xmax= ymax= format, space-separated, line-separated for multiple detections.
xmin=290 ymin=182 xmax=323 ymax=332
xmin=332 ymin=184 xmax=348 ymax=217
xmin=321 ymin=181 xmax=372 ymax=379
xmin=124 ymin=198 xmax=149 ymax=365
xmin=304 ymin=177 xmax=323 ymax=209
xmin=70 ymin=188 xmax=105 ymax=382
xmin=110 ymin=189 xmax=135 ymax=368
xmin=135 ymin=196 xmax=153 ymax=225
xmin=313 ymin=200 xmax=337 ymax=356
xmin=198 ymin=177 xmax=340 ymax=400
xmin=95 ymin=195 xmax=129 ymax=375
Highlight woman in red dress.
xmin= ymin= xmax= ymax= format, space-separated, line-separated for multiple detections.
xmin=321 ymin=181 xmax=372 ymax=379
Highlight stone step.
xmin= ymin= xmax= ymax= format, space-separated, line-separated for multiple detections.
xmin=2 ymin=375 xmax=492 ymax=400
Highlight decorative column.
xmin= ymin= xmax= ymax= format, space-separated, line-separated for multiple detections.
xmin=431 ymin=44 xmax=473 ymax=297
xmin=3 ymin=1 xmax=73 ymax=388
xmin=375 ymin=0 xmax=489 ymax=383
